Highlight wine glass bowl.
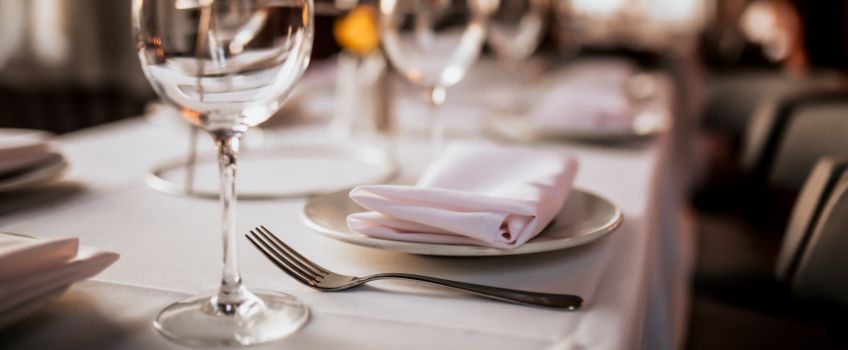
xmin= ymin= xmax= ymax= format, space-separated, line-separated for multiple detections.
xmin=137 ymin=0 xmax=313 ymax=132
xmin=133 ymin=0 xmax=314 ymax=346
xmin=379 ymin=0 xmax=489 ymax=88
xmin=486 ymin=0 xmax=548 ymax=66
xmin=484 ymin=0 xmax=549 ymax=117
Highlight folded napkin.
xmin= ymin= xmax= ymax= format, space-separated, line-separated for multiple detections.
xmin=347 ymin=143 xmax=578 ymax=248
xmin=0 ymin=129 xmax=56 ymax=175
xmin=0 ymin=234 xmax=119 ymax=313
xmin=530 ymin=60 xmax=640 ymax=133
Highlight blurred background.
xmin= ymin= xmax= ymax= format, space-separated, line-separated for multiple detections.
xmin=3 ymin=0 xmax=846 ymax=133
xmin=2 ymin=0 xmax=848 ymax=349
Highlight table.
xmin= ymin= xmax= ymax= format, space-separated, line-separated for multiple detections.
xmin=0 ymin=62 xmax=694 ymax=350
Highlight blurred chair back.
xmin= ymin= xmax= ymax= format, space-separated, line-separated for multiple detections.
xmin=705 ymin=72 xmax=841 ymax=135
xmin=742 ymin=91 xmax=848 ymax=189
xmin=776 ymin=157 xmax=848 ymax=305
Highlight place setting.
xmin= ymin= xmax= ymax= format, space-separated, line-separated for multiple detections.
xmin=480 ymin=59 xmax=673 ymax=145
xmin=302 ymin=141 xmax=623 ymax=256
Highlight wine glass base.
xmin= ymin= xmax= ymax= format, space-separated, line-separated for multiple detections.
xmin=146 ymin=142 xmax=398 ymax=200
xmin=153 ymin=290 xmax=308 ymax=347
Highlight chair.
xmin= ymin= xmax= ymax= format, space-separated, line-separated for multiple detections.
xmin=777 ymin=157 xmax=848 ymax=305
xmin=703 ymin=71 xmax=842 ymax=136
xmin=741 ymin=90 xmax=848 ymax=189
xmin=688 ymin=157 xmax=848 ymax=350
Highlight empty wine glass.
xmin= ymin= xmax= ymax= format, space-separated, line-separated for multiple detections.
xmin=133 ymin=0 xmax=313 ymax=346
xmin=487 ymin=0 xmax=548 ymax=68
xmin=379 ymin=0 xmax=497 ymax=152
xmin=487 ymin=0 xmax=548 ymax=114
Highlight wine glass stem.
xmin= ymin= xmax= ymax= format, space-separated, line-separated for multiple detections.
xmin=426 ymin=86 xmax=446 ymax=154
xmin=213 ymin=131 xmax=247 ymax=308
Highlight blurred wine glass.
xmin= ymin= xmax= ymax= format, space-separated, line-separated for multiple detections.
xmin=486 ymin=0 xmax=548 ymax=115
xmin=133 ymin=0 xmax=313 ymax=346
xmin=331 ymin=2 xmax=391 ymax=138
xmin=487 ymin=0 xmax=548 ymax=68
xmin=379 ymin=0 xmax=497 ymax=152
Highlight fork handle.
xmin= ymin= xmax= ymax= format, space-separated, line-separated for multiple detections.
xmin=362 ymin=273 xmax=583 ymax=310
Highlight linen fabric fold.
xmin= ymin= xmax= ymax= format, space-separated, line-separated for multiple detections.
xmin=347 ymin=143 xmax=578 ymax=248
xmin=0 ymin=235 xmax=119 ymax=313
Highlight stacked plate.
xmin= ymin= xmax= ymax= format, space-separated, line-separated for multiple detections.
xmin=0 ymin=233 xmax=119 ymax=327
xmin=0 ymin=129 xmax=68 ymax=192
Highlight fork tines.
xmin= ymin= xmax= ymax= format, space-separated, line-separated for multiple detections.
xmin=245 ymin=226 xmax=328 ymax=288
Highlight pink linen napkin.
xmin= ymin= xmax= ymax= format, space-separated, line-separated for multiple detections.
xmin=0 ymin=235 xmax=119 ymax=313
xmin=347 ymin=142 xmax=579 ymax=248
xmin=530 ymin=60 xmax=639 ymax=133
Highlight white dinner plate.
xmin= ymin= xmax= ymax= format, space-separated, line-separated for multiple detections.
xmin=302 ymin=188 xmax=623 ymax=256
xmin=0 ymin=153 xmax=68 ymax=193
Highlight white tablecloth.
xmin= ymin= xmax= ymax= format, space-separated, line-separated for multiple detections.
xmin=0 ymin=61 xmax=693 ymax=350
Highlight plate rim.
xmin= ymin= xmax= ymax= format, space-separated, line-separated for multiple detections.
xmin=301 ymin=188 xmax=624 ymax=256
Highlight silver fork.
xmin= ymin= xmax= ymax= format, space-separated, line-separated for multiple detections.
xmin=245 ymin=226 xmax=583 ymax=310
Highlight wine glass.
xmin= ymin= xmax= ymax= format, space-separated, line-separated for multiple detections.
xmin=487 ymin=0 xmax=548 ymax=68
xmin=379 ymin=0 xmax=497 ymax=152
xmin=133 ymin=0 xmax=313 ymax=346
xmin=486 ymin=0 xmax=548 ymax=115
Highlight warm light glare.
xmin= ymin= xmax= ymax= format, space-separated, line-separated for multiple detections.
xmin=0 ymin=0 xmax=25 ymax=69
xmin=31 ymin=0 xmax=69 ymax=66
xmin=740 ymin=1 xmax=778 ymax=43
xmin=472 ymin=0 xmax=501 ymax=15
xmin=740 ymin=0 xmax=794 ymax=61
xmin=380 ymin=0 xmax=396 ymax=15
xmin=569 ymin=0 xmax=626 ymax=16
xmin=333 ymin=5 xmax=380 ymax=55
xmin=174 ymin=0 xmax=214 ymax=10
xmin=229 ymin=10 xmax=269 ymax=54
xmin=643 ymin=0 xmax=703 ymax=23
